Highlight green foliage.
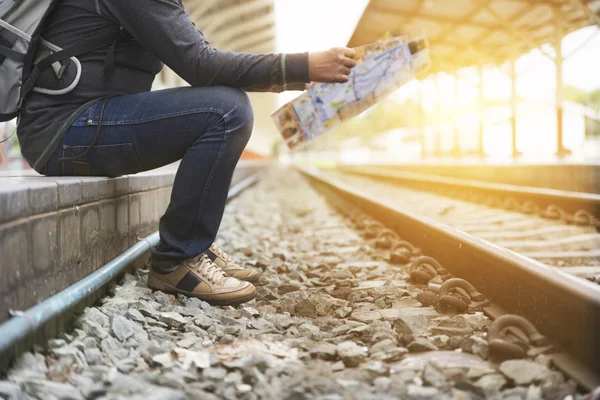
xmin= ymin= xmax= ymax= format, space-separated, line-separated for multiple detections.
xmin=565 ymin=85 xmax=600 ymax=110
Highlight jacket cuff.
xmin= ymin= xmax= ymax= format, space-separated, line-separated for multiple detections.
xmin=283 ymin=52 xmax=309 ymax=84
xmin=285 ymin=82 xmax=307 ymax=91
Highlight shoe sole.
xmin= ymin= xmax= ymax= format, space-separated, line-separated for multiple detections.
xmin=148 ymin=277 xmax=256 ymax=306
xmin=206 ymin=291 xmax=257 ymax=306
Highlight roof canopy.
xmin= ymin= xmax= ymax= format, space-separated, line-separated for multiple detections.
xmin=348 ymin=0 xmax=600 ymax=75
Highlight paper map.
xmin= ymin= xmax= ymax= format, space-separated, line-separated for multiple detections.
xmin=272 ymin=35 xmax=431 ymax=151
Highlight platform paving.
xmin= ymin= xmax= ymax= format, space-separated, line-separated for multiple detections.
xmin=0 ymin=162 xmax=261 ymax=326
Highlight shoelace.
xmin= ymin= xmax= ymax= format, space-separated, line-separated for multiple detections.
xmin=190 ymin=254 xmax=227 ymax=284
xmin=210 ymin=244 xmax=237 ymax=266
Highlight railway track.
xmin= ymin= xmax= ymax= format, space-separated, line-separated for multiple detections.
xmin=0 ymin=167 xmax=598 ymax=399
xmin=301 ymin=166 xmax=600 ymax=387
xmin=332 ymin=165 xmax=600 ymax=284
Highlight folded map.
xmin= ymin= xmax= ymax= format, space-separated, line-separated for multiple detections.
xmin=272 ymin=35 xmax=431 ymax=151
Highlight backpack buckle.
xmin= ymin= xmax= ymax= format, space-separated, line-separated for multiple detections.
xmin=51 ymin=61 xmax=67 ymax=80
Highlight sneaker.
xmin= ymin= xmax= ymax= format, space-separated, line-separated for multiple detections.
xmin=147 ymin=254 xmax=256 ymax=306
xmin=205 ymin=244 xmax=260 ymax=283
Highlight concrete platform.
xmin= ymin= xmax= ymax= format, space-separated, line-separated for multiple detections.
xmin=365 ymin=161 xmax=600 ymax=194
xmin=0 ymin=161 xmax=263 ymax=325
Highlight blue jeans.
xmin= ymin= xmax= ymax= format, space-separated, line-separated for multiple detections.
xmin=45 ymin=86 xmax=254 ymax=270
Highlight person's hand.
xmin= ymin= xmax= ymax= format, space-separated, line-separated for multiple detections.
xmin=308 ymin=47 xmax=357 ymax=83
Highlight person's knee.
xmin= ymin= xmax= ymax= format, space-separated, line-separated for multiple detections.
xmin=222 ymin=88 xmax=253 ymax=142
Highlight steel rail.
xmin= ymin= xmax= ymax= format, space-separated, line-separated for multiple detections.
xmin=337 ymin=165 xmax=600 ymax=221
xmin=299 ymin=166 xmax=600 ymax=389
xmin=0 ymin=168 xmax=265 ymax=371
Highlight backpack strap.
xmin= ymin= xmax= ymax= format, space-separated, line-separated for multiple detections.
xmin=103 ymin=29 xmax=130 ymax=75
xmin=0 ymin=45 xmax=26 ymax=62
xmin=21 ymin=30 xmax=119 ymax=98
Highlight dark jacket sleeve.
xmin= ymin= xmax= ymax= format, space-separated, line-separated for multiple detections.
xmin=101 ymin=0 xmax=309 ymax=92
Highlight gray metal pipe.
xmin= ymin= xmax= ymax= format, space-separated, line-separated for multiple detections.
xmin=0 ymin=231 xmax=160 ymax=356
xmin=0 ymin=170 xmax=263 ymax=360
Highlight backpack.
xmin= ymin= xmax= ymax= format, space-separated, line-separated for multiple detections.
xmin=0 ymin=0 xmax=122 ymax=122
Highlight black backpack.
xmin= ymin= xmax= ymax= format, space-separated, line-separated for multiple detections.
xmin=0 ymin=0 xmax=122 ymax=121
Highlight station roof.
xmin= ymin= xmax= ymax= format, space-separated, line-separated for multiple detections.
xmin=184 ymin=0 xmax=275 ymax=53
xmin=348 ymin=0 xmax=600 ymax=75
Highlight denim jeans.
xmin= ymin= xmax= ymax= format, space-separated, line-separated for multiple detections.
xmin=44 ymin=86 xmax=254 ymax=270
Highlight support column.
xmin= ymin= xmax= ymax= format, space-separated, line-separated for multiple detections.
xmin=478 ymin=64 xmax=485 ymax=158
xmin=554 ymin=7 xmax=571 ymax=157
xmin=452 ymin=72 xmax=460 ymax=157
xmin=419 ymin=81 xmax=426 ymax=159
xmin=510 ymin=59 xmax=521 ymax=158
xmin=435 ymin=74 xmax=442 ymax=158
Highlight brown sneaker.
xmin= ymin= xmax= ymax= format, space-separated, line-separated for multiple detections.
xmin=147 ymin=254 xmax=256 ymax=306
xmin=205 ymin=244 xmax=260 ymax=284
